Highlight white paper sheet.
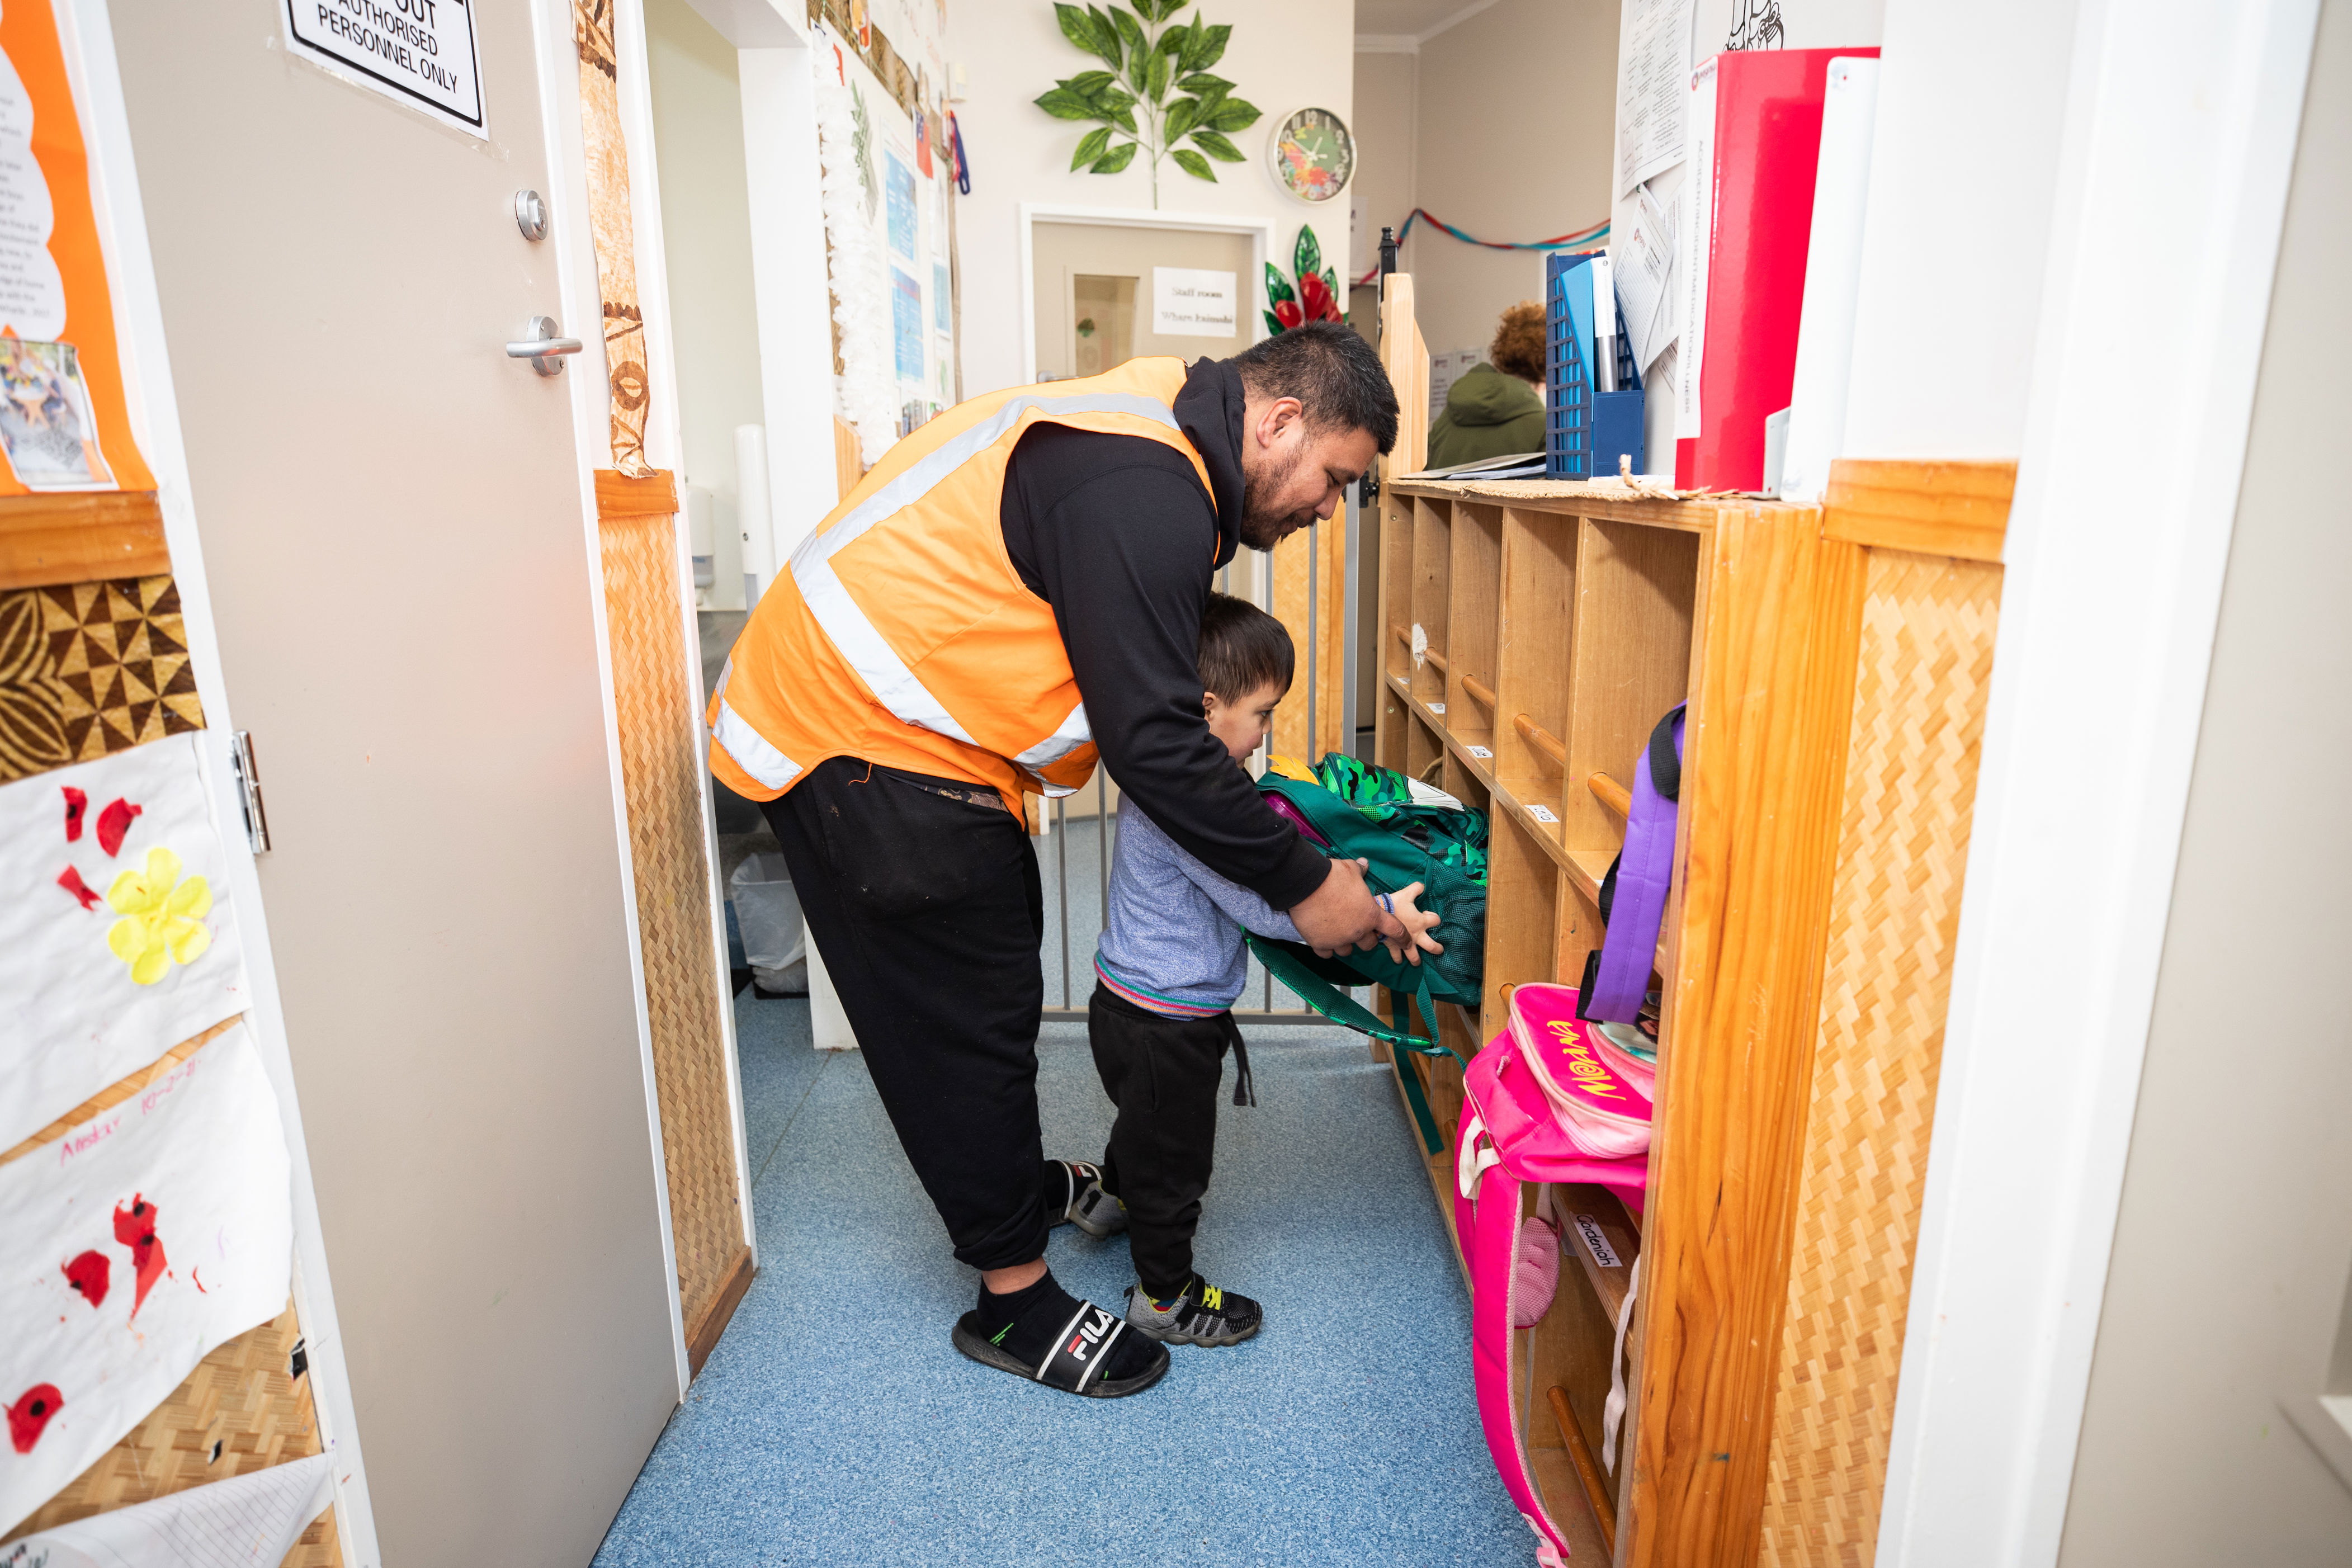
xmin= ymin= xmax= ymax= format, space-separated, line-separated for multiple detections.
xmin=0 ymin=1024 xmax=292 ymax=1537
xmin=1675 ymin=60 xmax=1720 ymax=441
xmin=1616 ymin=0 xmax=1699 ymax=199
xmin=1616 ymin=181 xmax=1679 ymax=374
xmin=1 ymin=1453 xmax=329 ymax=1568
xmin=0 ymin=734 xmax=248 ymax=1150
xmin=1778 ymin=57 xmax=1883 ymax=502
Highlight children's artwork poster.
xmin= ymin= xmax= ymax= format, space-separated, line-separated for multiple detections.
xmin=932 ymin=262 xmax=951 ymax=334
xmin=0 ymin=1023 xmax=293 ymax=1537
xmin=3 ymin=1451 xmax=330 ymax=1568
xmin=890 ymin=267 xmax=924 ymax=382
xmin=0 ymin=732 xmax=247 ymax=1152
xmin=884 ymin=147 xmax=918 ymax=263
xmin=0 ymin=3 xmax=152 ymax=495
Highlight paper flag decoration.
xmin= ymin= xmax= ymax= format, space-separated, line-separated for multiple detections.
xmin=0 ymin=1024 xmax=292 ymax=1537
xmin=0 ymin=1451 xmax=329 ymax=1567
xmin=0 ymin=732 xmax=247 ymax=1151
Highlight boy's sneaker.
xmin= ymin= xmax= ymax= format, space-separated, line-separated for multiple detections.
xmin=1123 ymin=1276 xmax=1262 ymax=1347
xmin=1066 ymin=1171 xmax=1129 ymax=1238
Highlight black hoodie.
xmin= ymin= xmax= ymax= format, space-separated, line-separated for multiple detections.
xmin=999 ymin=357 xmax=1329 ymax=911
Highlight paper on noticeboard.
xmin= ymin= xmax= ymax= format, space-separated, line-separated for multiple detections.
xmin=1616 ymin=181 xmax=1679 ymax=374
xmin=1616 ymin=0 xmax=1698 ymax=199
xmin=0 ymin=1453 xmax=330 ymax=1568
xmin=0 ymin=1023 xmax=293 ymax=1538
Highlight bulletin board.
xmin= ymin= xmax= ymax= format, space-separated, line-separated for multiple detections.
xmin=0 ymin=0 xmax=150 ymax=497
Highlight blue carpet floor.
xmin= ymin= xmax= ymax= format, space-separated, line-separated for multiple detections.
xmin=595 ymin=925 xmax=1528 ymax=1565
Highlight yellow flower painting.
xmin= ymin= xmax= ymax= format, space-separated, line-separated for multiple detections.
xmin=104 ymin=846 xmax=212 ymax=985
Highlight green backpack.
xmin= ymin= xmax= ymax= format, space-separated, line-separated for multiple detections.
xmin=1247 ymin=754 xmax=1489 ymax=1151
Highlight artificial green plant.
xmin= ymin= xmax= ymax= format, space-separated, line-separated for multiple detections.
xmin=1035 ymin=1 xmax=1262 ymax=209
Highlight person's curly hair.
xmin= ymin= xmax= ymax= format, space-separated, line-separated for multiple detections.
xmin=1490 ymin=301 xmax=1548 ymax=382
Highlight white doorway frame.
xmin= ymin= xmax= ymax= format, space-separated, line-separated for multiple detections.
xmin=1016 ymin=203 xmax=1275 ymax=387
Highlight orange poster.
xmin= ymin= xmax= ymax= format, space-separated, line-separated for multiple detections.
xmin=0 ymin=1 xmax=152 ymax=495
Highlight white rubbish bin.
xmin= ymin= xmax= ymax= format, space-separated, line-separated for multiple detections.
xmin=729 ymin=852 xmax=807 ymax=994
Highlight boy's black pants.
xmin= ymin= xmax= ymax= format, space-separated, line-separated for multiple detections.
xmin=1087 ymin=982 xmax=1243 ymax=1301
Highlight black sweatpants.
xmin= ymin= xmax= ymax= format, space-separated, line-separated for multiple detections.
xmin=1087 ymin=982 xmax=1244 ymax=1300
xmin=759 ymin=758 xmax=1054 ymax=1273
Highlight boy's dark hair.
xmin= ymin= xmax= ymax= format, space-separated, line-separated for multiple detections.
xmin=1197 ymin=592 xmax=1295 ymax=703
xmin=1232 ymin=321 xmax=1400 ymax=455
xmin=1490 ymin=301 xmax=1548 ymax=382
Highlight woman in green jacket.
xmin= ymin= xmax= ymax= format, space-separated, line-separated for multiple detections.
xmin=1425 ymin=301 xmax=1547 ymax=470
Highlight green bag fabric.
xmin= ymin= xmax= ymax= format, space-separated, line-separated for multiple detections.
xmin=1253 ymin=755 xmax=1487 ymax=1009
xmin=1243 ymin=936 xmax=1461 ymax=1155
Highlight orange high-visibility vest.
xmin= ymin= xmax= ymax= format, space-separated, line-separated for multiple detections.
xmin=708 ymin=357 xmax=1215 ymax=813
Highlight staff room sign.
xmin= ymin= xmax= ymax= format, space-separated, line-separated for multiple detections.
xmin=285 ymin=0 xmax=485 ymax=140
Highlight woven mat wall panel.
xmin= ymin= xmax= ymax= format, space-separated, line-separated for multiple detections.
xmin=1759 ymin=550 xmax=2002 ymax=1567
xmin=599 ymin=511 xmax=741 ymax=1325
xmin=0 ymin=575 xmax=203 ymax=784
xmin=1 ymin=1300 xmax=341 ymax=1566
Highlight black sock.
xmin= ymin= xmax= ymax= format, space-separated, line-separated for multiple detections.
xmin=972 ymin=1271 xmax=1159 ymax=1381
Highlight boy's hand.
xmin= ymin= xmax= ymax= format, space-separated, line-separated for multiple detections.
xmin=1292 ymin=856 xmax=1406 ymax=957
xmin=1375 ymin=882 xmax=1447 ymax=967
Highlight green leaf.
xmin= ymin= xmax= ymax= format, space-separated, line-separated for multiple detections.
xmin=1065 ymin=70 xmax=1116 ymax=97
xmin=1071 ymin=126 xmax=1113 ymax=169
xmin=1192 ymin=22 xmax=1230 ymax=70
xmin=1264 ymin=261 xmax=1297 ymax=306
xmin=1138 ymin=0 xmax=1185 ymax=19
xmin=1163 ymin=96 xmax=1201 ymax=141
xmin=1055 ymin=3 xmax=1120 ymax=66
xmin=1206 ymin=97 xmax=1260 ymax=132
xmin=1187 ymin=127 xmax=1245 ymax=162
xmin=1035 ymin=88 xmax=1102 ymax=121
xmin=1295 ymin=225 xmax=1323 ymax=280
xmin=1108 ymin=6 xmax=1148 ymax=72
xmin=1177 ymin=72 xmax=1232 ymax=95
xmin=1264 ymin=309 xmax=1286 ymax=336
xmin=1092 ymin=139 xmax=1140 ymax=173
xmin=1144 ymin=46 xmax=1170 ymax=102
xmin=1323 ymin=267 xmax=1342 ymax=308
xmin=1172 ymin=147 xmax=1215 ymax=181
xmin=1096 ymin=89 xmax=1139 ymax=134
xmin=1175 ymin=15 xmax=1210 ymax=71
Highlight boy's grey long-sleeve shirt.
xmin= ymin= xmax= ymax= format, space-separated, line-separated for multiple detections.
xmin=1093 ymin=800 xmax=1307 ymax=1017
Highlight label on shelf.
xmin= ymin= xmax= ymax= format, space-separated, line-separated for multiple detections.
xmin=1468 ymin=745 xmax=1493 ymax=759
xmin=1429 ymin=702 xmax=1446 ymax=714
xmin=1574 ymin=1213 xmax=1623 ymax=1270
xmin=1527 ymin=804 xmax=1559 ymax=824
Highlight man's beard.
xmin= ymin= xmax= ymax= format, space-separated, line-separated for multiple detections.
xmin=1239 ymin=443 xmax=1314 ymax=550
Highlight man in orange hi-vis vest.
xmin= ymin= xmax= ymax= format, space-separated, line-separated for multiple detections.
xmin=711 ymin=323 xmax=1402 ymax=1399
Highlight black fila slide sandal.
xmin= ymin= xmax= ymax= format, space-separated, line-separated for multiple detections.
xmin=951 ymin=1298 xmax=1170 ymax=1398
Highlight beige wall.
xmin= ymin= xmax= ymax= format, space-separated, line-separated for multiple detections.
xmin=945 ymin=0 xmax=1356 ymax=398
xmin=2058 ymin=2 xmax=2352 ymax=1560
xmin=646 ymin=0 xmax=767 ymax=606
xmin=1028 ymin=222 xmax=1260 ymax=381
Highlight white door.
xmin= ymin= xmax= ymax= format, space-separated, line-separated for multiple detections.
xmin=105 ymin=2 xmax=679 ymax=1561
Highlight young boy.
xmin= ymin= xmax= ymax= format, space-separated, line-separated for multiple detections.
xmin=1073 ymin=593 xmax=1442 ymax=1347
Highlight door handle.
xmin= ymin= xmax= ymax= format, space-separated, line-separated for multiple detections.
xmin=507 ymin=316 xmax=584 ymax=376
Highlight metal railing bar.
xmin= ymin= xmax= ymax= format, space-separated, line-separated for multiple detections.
xmin=1041 ymin=1008 xmax=1340 ymax=1028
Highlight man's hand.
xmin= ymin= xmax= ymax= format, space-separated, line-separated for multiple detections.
xmin=1290 ymin=856 xmax=1406 ymax=957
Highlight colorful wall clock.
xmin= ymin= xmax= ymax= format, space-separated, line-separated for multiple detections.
xmin=1267 ymin=106 xmax=1354 ymax=204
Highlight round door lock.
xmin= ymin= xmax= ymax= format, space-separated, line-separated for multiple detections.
xmin=514 ymin=189 xmax=549 ymax=243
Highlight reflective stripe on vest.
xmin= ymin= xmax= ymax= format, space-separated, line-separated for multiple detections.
xmin=708 ymin=657 xmax=804 ymax=791
xmin=788 ymin=390 xmax=1181 ymax=757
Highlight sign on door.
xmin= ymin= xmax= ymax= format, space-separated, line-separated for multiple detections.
xmin=284 ymin=0 xmax=485 ymax=140
xmin=1152 ymin=267 xmax=1238 ymax=338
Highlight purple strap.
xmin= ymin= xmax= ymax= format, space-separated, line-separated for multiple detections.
xmin=1585 ymin=709 xmax=1684 ymax=1023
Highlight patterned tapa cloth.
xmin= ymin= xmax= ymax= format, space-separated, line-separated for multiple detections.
xmin=0 ymin=576 xmax=204 ymax=784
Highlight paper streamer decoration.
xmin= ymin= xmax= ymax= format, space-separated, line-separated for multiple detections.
xmin=0 ymin=1451 xmax=329 ymax=1567
xmin=0 ymin=731 xmax=247 ymax=1151
xmin=0 ymin=1023 xmax=292 ymax=1537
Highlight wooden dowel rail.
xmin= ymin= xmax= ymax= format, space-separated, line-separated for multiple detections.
xmin=1514 ymin=714 xmax=1567 ymax=769
xmin=1548 ymin=1384 xmax=1618 ymax=1552
xmin=1391 ymin=620 xmax=1449 ymax=675
xmin=1460 ymin=672 xmax=1496 ymax=712
xmin=1587 ymin=772 xmax=1631 ymax=819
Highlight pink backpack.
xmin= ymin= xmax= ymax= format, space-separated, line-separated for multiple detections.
xmin=1455 ymin=1014 xmax=1650 ymax=1562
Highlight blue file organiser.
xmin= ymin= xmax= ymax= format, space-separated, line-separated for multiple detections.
xmin=1546 ymin=252 xmax=1645 ymax=480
